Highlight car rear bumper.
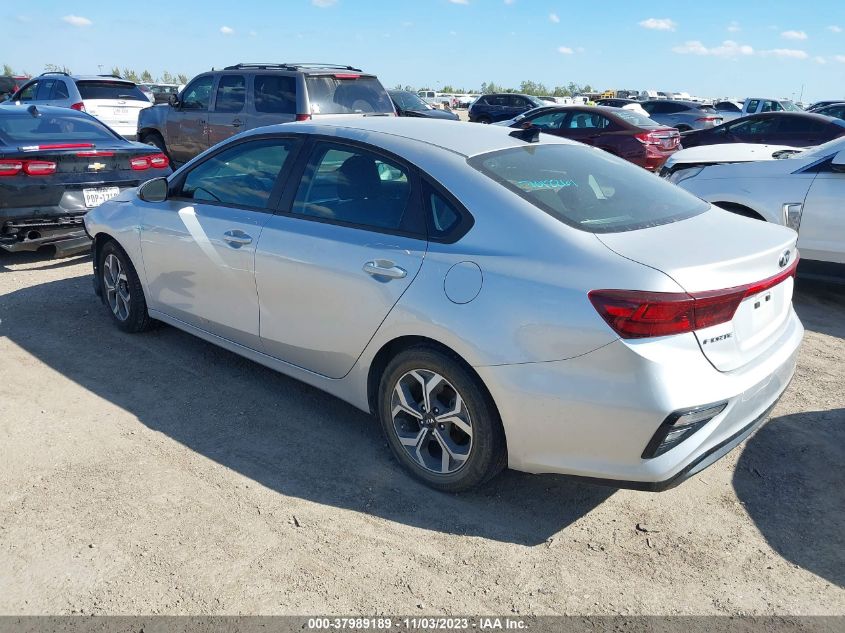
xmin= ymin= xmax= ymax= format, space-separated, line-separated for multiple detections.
xmin=476 ymin=307 xmax=803 ymax=489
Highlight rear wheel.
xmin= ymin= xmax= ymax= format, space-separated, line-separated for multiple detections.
xmin=140 ymin=131 xmax=168 ymax=157
xmin=676 ymin=124 xmax=692 ymax=132
xmin=99 ymin=240 xmax=153 ymax=333
xmin=377 ymin=345 xmax=507 ymax=492
xmin=477 ymin=116 xmax=492 ymax=125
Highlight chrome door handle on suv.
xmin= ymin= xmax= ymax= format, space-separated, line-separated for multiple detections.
xmin=231 ymin=119 xmax=243 ymax=128
xmin=223 ymin=229 xmax=253 ymax=247
xmin=363 ymin=260 xmax=407 ymax=280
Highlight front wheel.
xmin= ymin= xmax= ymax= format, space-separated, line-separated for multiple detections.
xmin=140 ymin=131 xmax=168 ymax=157
xmin=99 ymin=240 xmax=153 ymax=333
xmin=477 ymin=116 xmax=492 ymax=124
xmin=377 ymin=346 xmax=507 ymax=492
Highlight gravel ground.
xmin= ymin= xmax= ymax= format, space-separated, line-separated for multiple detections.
xmin=0 ymin=250 xmax=842 ymax=616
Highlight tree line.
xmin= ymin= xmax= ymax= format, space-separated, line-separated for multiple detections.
xmin=397 ymin=80 xmax=605 ymax=97
xmin=2 ymin=63 xmax=187 ymax=85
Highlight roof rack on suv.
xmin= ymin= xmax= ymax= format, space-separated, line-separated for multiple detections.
xmin=223 ymin=62 xmax=363 ymax=72
xmin=40 ymin=71 xmax=70 ymax=77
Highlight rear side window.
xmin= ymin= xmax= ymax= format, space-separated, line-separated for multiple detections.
xmin=304 ymin=75 xmax=393 ymax=115
xmin=52 ymin=81 xmax=69 ymax=99
xmin=0 ymin=113 xmax=118 ymax=144
xmin=469 ymin=144 xmax=708 ymax=233
xmin=293 ymin=143 xmax=411 ymax=230
xmin=178 ymin=138 xmax=296 ymax=208
xmin=215 ymin=75 xmax=245 ymax=113
xmin=254 ymin=75 xmax=297 ymax=114
xmin=746 ymin=100 xmax=760 ymax=113
xmin=76 ymin=81 xmax=148 ymax=102
xmin=613 ymin=109 xmax=661 ymax=127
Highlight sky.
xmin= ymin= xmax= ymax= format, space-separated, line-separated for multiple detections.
xmin=2 ymin=0 xmax=845 ymax=102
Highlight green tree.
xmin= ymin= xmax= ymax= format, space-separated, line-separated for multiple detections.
xmin=2 ymin=64 xmax=13 ymax=76
xmin=140 ymin=69 xmax=153 ymax=83
xmin=177 ymin=73 xmax=188 ymax=84
xmin=122 ymin=68 xmax=139 ymax=82
xmin=111 ymin=66 xmax=122 ymax=78
xmin=44 ymin=63 xmax=72 ymax=74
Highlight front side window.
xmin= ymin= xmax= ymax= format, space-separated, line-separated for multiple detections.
xmin=16 ymin=81 xmax=38 ymax=102
xmin=180 ymin=76 xmax=214 ymax=111
xmin=293 ymin=144 xmax=411 ymax=230
xmin=214 ymin=75 xmax=245 ymax=113
xmin=254 ymin=75 xmax=297 ymax=114
xmin=528 ymin=111 xmax=567 ymax=130
xmin=178 ymin=138 xmax=295 ymax=208
xmin=746 ymin=100 xmax=760 ymax=113
xmin=469 ymin=144 xmax=709 ymax=233
xmin=728 ymin=117 xmax=779 ymax=137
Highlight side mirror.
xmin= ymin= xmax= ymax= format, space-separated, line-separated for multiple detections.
xmin=832 ymin=150 xmax=845 ymax=173
xmin=138 ymin=177 xmax=169 ymax=203
xmin=168 ymin=94 xmax=180 ymax=107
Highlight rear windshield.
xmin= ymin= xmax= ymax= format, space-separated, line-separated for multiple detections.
xmin=469 ymin=144 xmax=709 ymax=233
xmin=612 ymin=109 xmax=662 ymax=128
xmin=305 ymin=75 xmax=394 ymax=115
xmin=0 ymin=112 xmax=119 ymax=144
xmin=77 ymin=81 xmax=148 ymax=102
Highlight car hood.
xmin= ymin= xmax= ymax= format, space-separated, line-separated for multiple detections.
xmin=666 ymin=143 xmax=802 ymax=169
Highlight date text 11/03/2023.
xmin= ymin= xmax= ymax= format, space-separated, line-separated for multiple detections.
xmin=306 ymin=617 xmax=528 ymax=630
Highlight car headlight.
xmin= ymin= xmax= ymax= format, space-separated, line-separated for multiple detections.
xmin=667 ymin=166 xmax=704 ymax=185
xmin=782 ymin=203 xmax=803 ymax=231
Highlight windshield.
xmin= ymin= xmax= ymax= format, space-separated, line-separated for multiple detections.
xmin=305 ymin=75 xmax=394 ymax=115
xmin=0 ymin=112 xmax=119 ymax=144
xmin=77 ymin=81 xmax=149 ymax=102
xmin=390 ymin=90 xmax=430 ymax=111
xmin=780 ymin=101 xmax=802 ymax=112
xmin=469 ymin=144 xmax=709 ymax=233
xmin=786 ymin=134 xmax=845 ymax=160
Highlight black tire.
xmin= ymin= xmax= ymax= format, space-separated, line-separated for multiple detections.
xmin=98 ymin=240 xmax=153 ymax=333
xmin=676 ymin=125 xmax=692 ymax=132
xmin=377 ymin=345 xmax=507 ymax=492
xmin=477 ymin=116 xmax=492 ymax=125
xmin=140 ymin=131 xmax=169 ymax=158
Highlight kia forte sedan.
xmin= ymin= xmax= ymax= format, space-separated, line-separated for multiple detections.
xmin=84 ymin=119 xmax=803 ymax=492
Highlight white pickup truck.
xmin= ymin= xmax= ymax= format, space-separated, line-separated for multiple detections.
xmin=742 ymin=97 xmax=803 ymax=115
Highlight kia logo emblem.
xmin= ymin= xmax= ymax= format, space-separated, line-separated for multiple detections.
xmin=779 ymin=250 xmax=791 ymax=268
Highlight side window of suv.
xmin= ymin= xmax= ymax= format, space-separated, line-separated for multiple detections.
xmin=177 ymin=138 xmax=297 ymax=208
xmin=181 ymin=76 xmax=214 ymax=111
xmin=52 ymin=80 xmax=69 ymax=100
xmin=746 ymin=100 xmax=760 ymax=113
xmin=215 ymin=75 xmax=246 ymax=113
xmin=254 ymin=75 xmax=297 ymax=114
xmin=15 ymin=82 xmax=38 ymax=102
xmin=35 ymin=80 xmax=55 ymax=100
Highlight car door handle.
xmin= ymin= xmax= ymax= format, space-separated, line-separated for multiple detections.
xmin=223 ymin=229 xmax=252 ymax=247
xmin=231 ymin=119 xmax=243 ymax=128
xmin=363 ymin=260 xmax=407 ymax=279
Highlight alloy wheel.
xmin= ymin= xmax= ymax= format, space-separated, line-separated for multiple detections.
xmin=390 ymin=369 xmax=473 ymax=474
xmin=102 ymin=253 xmax=131 ymax=321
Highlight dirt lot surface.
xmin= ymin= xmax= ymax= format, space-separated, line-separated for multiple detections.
xmin=0 ymin=251 xmax=843 ymax=616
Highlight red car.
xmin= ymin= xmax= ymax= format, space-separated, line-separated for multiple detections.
xmin=508 ymin=105 xmax=680 ymax=171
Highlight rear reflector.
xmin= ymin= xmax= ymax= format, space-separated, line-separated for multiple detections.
xmin=70 ymin=102 xmax=86 ymax=112
xmin=589 ymin=258 xmax=799 ymax=339
xmin=0 ymin=160 xmax=24 ymax=176
xmin=22 ymin=160 xmax=57 ymax=176
xmin=642 ymin=401 xmax=728 ymax=458
xmin=131 ymin=153 xmax=169 ymax=170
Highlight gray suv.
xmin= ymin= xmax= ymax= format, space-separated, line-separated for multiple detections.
xmin=138 ymin=63 xmax=395 ymax=164
xmin=640 ymin=100 xmax=724 ymax=132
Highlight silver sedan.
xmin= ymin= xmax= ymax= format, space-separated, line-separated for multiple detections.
xmin=84 ymin=118 xmax=803 ymax=491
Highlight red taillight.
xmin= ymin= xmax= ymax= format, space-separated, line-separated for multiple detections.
xmin=0 ymin=160 xmax=24 ymax=176
xmin=635 ymin=131 xmax=679 ymax=147
xmin=589 ymin=258 xmax=799 ymax=339
xmin=333 ymin=73 xmax=360 ymax=79
xmin=28 ymin=143 xmax=93 ymax=151
xmin=634 ymin=132 xmax=660 ymax=145
xmin=130 ymin=156 xmax=151 ymax=170
xmin=70 ymin=102 xmax=86 ymax=112
xmin=295 ymin=113 xmax=312 ymax=122
xmin=22 ymin=160 xmax=57 ymax=176
xmin=149 ymin=153 xmax=169 ymax=169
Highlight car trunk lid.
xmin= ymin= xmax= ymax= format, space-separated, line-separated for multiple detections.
xmin=596 ymin=208 xmax=798 ymax=371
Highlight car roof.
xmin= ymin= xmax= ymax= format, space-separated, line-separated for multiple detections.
xmin=748 ymin=111 xmax=834 ymax=121
xmin=246 ymin=117 xmax=579 ymax=158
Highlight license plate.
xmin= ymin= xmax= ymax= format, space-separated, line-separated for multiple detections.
xmin=112 ymin=107 xmax=128 ymax=115
xmin=83 ymin=187 xmax=120 ymax=208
